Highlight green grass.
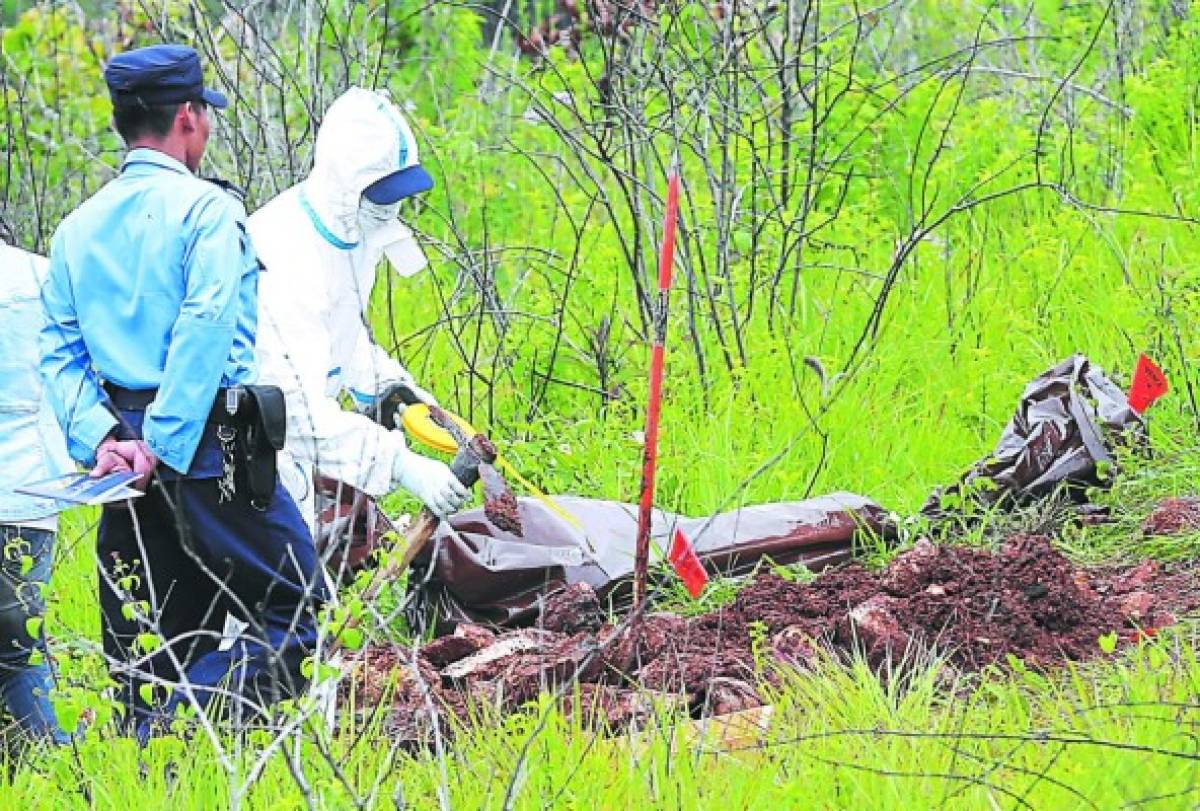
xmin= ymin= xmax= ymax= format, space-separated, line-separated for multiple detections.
xmin=6 ymin=637 xmax=1200 ymax=809
xmin=19 ymin=414 xmax=1199 ymax=810
xmin=5 ymin=0 xmax=1200 ymax=806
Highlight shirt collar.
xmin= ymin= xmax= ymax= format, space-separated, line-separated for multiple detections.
xmin=121 ymin=147 xmax=191 ymax=176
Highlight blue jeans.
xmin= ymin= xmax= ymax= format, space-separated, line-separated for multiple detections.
xmin=0 ymin=525 xmax=69 ymax=744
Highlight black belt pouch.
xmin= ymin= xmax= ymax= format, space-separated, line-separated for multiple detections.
xmin=236 ymin=385 xmax=287 ymax=509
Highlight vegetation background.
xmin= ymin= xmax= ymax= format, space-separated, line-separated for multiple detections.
xmin=3 ymin=0 xmax=1200 ymax=807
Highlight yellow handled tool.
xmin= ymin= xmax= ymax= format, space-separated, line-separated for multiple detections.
xmin=400 ymin=403 xmax=585 ymax=530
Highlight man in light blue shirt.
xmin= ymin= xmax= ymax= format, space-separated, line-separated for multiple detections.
xmin=39 ymin=44 xmax=325 ymax=741
xmin=41 ymin=145 xmax=257 ymax=474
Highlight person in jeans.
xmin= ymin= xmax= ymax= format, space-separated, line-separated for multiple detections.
xmin=0 ymin=228 xmax=72 ymax=745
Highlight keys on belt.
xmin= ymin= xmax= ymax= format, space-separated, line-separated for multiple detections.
xmin=224 ymin=386 xmax=243 ymax=419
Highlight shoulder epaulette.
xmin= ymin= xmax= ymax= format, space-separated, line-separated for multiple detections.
xmin=202 ymin=176 xmax=247 ymax=202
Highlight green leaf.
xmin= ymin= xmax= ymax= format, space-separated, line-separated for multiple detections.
xmin=341 ymin=627 xmax=365 ymax=651
xmin=120 ymin=600 xmax=152 ymax=622
xmin=136 ymin=633 xmax=160 ymax=653
xmin=52 ymin=696 xmax=82 ymax=733
xmin=1098 ymin=631 xmax=1118 ymax=654
xmin=25 ymin=616 xmax=42 ymax=639
xmin=138 ymin=684 xmax=156 ymax=706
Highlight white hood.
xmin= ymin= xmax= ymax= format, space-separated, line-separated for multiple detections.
xmin=300 ymin=87 xmax=424 ymax=248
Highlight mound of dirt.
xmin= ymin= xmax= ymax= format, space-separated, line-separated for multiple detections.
xmin=344 ymin=536 xmax=1199 ymax=742
xmin=1143 ymin=497 xmax=1200 ymax=536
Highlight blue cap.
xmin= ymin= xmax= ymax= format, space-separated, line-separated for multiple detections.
xmin=104 ymin=44 xmax=228 ymax=110
xmin=362 ymin=165 xmax=435 ymax=204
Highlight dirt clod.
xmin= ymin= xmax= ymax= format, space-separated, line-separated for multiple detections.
xmin=494 ymin=631 xmax=610 ymax=707
xmin=702 ymin=677 xmax=764 ymax=717
xmin=880 ymin=538 xmax=940 ymax=597
xmin=628 ymin=612 xmax=689 ymax=666
xmin=343 ymin=645 xmax=465 ymax=749
xmin=561 ymin=684 xmax=682 ymax=731
xmin=846 ymin=595 xmax=910 ymax=656
xmin=421 ymin=623 xmax=496 ymax=668
xmin=482 ymin=485 xmax=523 ymax=536
xmin=343 ymin=645 xmax=440 ymax=707
xmin=770 ymin=625 xmax=817 ymax=669
xmin=638 ymin=649 xmax=756 ymax=708
xmin=1118 ymin=590 xmax=1156 ymax=621
xmin=1110 ymin=560 xmax=1159 ymax=594
xmin=1143 ymin=497 xmax=1200 ymax=536
xmin=541 ymin=583 xmax=605 ymax=635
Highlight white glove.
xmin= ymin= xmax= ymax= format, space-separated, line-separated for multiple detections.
xmin=392 ymin=443 xmax=470 ymax=518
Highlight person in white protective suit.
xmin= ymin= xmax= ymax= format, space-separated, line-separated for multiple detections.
xmin=247 ymin=87 xmax=468 ymax=532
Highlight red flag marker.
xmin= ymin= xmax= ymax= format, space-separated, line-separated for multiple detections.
xmin=633 ymin=169 xmax=681 ymax=608
xmin=1128 ymin=353 xmax=1168 ymax=414
xmin=668 ymin=528 xmax=708 ymax=599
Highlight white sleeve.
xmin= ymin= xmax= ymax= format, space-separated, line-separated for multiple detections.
xmin=257 ymin=288 xmax=405 ymax=498
xmin=343 ymin=323 xmax=412 ymax=409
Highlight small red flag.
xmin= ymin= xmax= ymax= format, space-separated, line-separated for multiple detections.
xmin=1128 ymin=353 xmax=1169 ymax=414
xmin=668 ymin=528 xmax=709 ymax=599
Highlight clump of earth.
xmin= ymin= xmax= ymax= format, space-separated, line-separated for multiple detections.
xmin=1142 ymin=496 xmax=1200 ymax=536
xmin=342 ymin=514 xmax=1200 ymax=748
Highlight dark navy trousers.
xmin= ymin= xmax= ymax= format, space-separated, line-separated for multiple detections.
xmin=99 ymin=408 xmax=327 ymax=733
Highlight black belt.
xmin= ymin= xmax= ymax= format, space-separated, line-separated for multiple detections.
xmin=103 ymin=382 xmax=287 ymax=510
xmin=103 ymin=383 xmax=243 ymax=425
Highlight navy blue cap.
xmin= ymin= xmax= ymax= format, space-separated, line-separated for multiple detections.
xmin=362 ymin=165 xmax=434 ymax=204
xmin=104 ymin=44 xmax=228 ymax=110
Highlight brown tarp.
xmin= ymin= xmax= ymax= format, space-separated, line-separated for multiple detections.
xmin=326 ymin=354 xmax=1144 ymax=632
xmin=404 ymin=493 xmax=894 ymax=633
xmin=923 ymin=354 xmax=1146 ymax=520
xmin=313 ymin=476 xmax=397 ymax=580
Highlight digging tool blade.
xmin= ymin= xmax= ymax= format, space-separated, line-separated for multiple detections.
xmin=428 ymin=406 xmax=524 ymax=536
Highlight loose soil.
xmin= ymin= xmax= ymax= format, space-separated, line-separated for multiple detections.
xmin=343 ymin=529 xmax=1200 ymax=747
xmin=1142 ymin=496 xmax=1200 ymax=536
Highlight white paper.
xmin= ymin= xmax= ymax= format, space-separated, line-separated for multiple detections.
xmin=16 ymin=472 xmax=144 ymax=505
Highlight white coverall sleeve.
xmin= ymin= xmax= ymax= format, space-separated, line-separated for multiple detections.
xmin=261 ymin=293 xmax=406 ymax=498
xmin=342 ymin=324 xmax=412 ymax=409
